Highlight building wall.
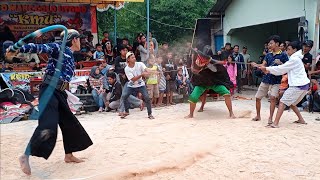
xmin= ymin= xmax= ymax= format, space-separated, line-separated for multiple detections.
xmin=230 ymin=19 xmax=299 ymax=62
xmin=223 ymin=0 xmax=317 ymax=46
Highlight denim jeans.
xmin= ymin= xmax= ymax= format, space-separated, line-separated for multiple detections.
xmin=122 ymin=85 xmax=152 ymax=115
xmin=92 ymin=89 xmax=104 ymax=108
xmin=118 ymin=95 xmax=141 ymax=112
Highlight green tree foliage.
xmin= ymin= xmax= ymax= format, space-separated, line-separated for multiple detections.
xmin=97 ymin=0 xmax=215 ymax=44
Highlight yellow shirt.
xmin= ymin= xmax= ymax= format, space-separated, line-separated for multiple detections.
xmin=147 ymin=65 xmax=158 ymax=85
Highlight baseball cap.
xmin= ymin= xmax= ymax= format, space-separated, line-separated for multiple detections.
xmin=60 ymin=29 xmax=85 ymax=42
xmin=126 ymin=52 xmax=134 ymax=60
xmin=303 ymin=40 xmax=314 ymax=48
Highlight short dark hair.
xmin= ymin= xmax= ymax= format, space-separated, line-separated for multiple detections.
xmin=96 ymin=43 xmax=102 ymax=48
xmin=118 ymin=44 xmax=128 ymax=51
xmin=122 ymin=37 xmax=129 ymax=42
xmin=97 ymin=62 xmax=103 ymax=66
xmin=225 ymin=42 xmax=231 ymax=46
xmin=103 ymin=31 xmax=109 ymax=34
xmin=234 ymin=45 xmax=239 ymax=48
xmin=107 ymin=72 xmax=116 ymax=79
xmin=268 ymin=35 xmax=281 ymax=45
xmin=288 ymin=41 xmax=302 ymax=51
xmin=162 ymin=42 xmax=168 ymax=45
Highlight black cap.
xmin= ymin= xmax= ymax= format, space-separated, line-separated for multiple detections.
xmin=303 ymin=40 xmax=313 ymax=48
xmin=61 ymin=29 xmax=85 ymax=42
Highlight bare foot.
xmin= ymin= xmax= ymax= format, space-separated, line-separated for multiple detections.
xmin=268 ymin=119 xmax=273 ymax=125
xmin=64 ymin=154 xmax=84 ymax=163
xmin=252 ymin=116 xmax=261 ymax=121
xmin=229 ymin=113 xmax=236 ymax=119
xmin=184 ymin=114 xmax=194 ymax=119
xmin=19 ymin=155 xmax=31 ymax=175
xmin=198 ymin=108 xmax=204 ymax=112
xmin=268 ymin=123 xmax=279 ymax=128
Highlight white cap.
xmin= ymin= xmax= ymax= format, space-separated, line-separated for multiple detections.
xmin=126 ymin=52 xmax=134 ymax=60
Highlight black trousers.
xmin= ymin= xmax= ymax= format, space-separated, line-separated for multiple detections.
xmin=26 ymin=84 xmax=93 ymax=159
xmin=236 ymin=69 xmax=242 ymax=92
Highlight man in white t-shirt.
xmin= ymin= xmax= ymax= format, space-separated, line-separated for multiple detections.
xmin=121 ymin=52 xmax=154 ymax=119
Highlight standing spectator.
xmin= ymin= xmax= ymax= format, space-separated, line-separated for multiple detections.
xmin=158 ymin=42 xmax=169 ymax=59
xmin=241 ymin=46 xmax=251 ymax=85
xmin=121 ymin=52 xmax=154 ymax=119
xmin=177 ymin=58 xmax=192 ymax=94
xmin=87 ymin=34 xmax=94 ymax=50
xmin=156 ymin=56 xmax=166 ymax=106
xmin=133 ymin=32 xmax=143 ymax=62
xmin=114 ymin=45 xmax=128 ymax=85
xmin=122 ymin=38 xmax=133 ymax=51
xmin=93 ymin=44 xmax=105 ymax=61
xmin=103 ymin=40 xmax=114 ymax=65
xmin=89 ymin=66 xmax=105 ymax=112
xmin=137 ymin=34 xmax=149 ymax=63
xmin=101 ymin=31 xmax=112 ymax=45
xmin=232 ymin=45 xmax=245 ymax=93
xmin=280 ymin=42 xmax=286 ymax=52
xmin=146 ymin=56 xmax=160 ymax=107
xmin=302 ymin=40 xmax=314 ymax=73
xmin=162 ymin=51 xmax=177 ymax=105
xmin=251 ymin=35 xmax=288 ymax=125
xmin=149 ymin=32 xmax=158 ymax=55
xmin=105 ymin=72 xmax=122 ymax=111
xmin=224 ymin=55 xmax=237 ymax=96
xmin=220 ymin=42 xmax=232 ymax=61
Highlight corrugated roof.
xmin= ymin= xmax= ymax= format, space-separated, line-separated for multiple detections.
xmin=207 ymin=0 xmax=232 ymax=17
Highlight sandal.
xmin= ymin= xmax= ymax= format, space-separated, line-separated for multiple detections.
xmin=293 ymin=120 xmax=307 ymax=125
xmin=315 ymin=117 xmax=320 ymax=121
xmin=269 ymin=124 xmax=279 ymax=128
xmin=148 ymin=115 xmax=155 ymax=119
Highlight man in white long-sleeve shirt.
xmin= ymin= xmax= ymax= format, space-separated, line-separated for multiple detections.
xmin=260 ymin=41 xmax=310 ymax=128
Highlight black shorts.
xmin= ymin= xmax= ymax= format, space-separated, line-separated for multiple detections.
xmin=165 ymin=81 xmax=176 ymax=93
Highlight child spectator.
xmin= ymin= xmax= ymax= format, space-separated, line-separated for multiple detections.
xmin=89 ymin=66 xmax=105 ymax=112
xmin=162 ymin=51 xmax=177 ymax=105
xmin=156 ymin=56 xmax=166 ymax=106
xmin=93 ymin=44 xmax=105 ymax=61
xmin=101 ymin=31 xmax=112 ymax=45
xmin=224 ymin=55 xmax=237 ymax=96
xmin=146 ymin=56 xmax=160 ymax=107
xmin=176 ymin=68 xmax=188 ymax=95
xmin=105 ymin=72 xmax=122 ymax=111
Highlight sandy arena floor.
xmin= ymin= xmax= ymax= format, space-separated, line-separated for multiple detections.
xmin=1 ymin=91 xmax=320 ymax=180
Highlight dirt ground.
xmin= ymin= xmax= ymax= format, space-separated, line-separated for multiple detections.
xmin=1 ymin=90 xmax=320 ymax=180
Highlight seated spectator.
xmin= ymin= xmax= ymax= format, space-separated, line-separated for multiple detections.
xmin=89 ymin=66 xmax=105 ymax=112
xmin=85 ymin=49 xmax=94 ymax=61
xmin=16 ymin=53 xmax=40 ymax=64
xmin=93 ymin=44 xmax=105 ymax=61
xmin=32 ymin=63 xmax=42 ymax=72
xmin=2 ymin=63 xmax=13 ymax=72
xmin=105 ymin=72 xmax=122 ymax=111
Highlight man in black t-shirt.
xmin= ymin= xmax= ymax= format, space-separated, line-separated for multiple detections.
xmin=302 ymin=40 xmax=313 ymax=73
xmin=114 ymin=45 xmax=128 ymax=85
xmin=220 ymin=42 xmax=232 ymax=61
xmin=162 ymin=51 xmax=177 ymax=105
